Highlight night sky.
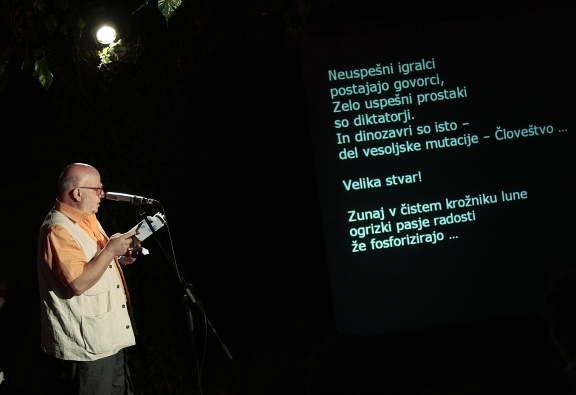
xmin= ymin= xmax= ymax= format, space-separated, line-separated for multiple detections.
xmin=1 ymin=1 xmax=574 ymax=394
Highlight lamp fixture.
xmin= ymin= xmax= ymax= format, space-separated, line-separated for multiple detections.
xmin=96 ymin=26 xmax=117 ymax=45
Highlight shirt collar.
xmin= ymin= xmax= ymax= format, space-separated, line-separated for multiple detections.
xmin=55 ymin=199 xmax=94 ymax=224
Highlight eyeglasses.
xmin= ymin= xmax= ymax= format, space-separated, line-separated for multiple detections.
xmin=78 ymin=186 xmax=105 ymax=195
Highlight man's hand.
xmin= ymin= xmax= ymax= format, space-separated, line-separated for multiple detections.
xmin=118 ymin=235 xmax=141 ymax=265
xmin=108 ymin=230 xmax=138 ymax=257
xmin=69 ymin=230 xmax=138 ymax=295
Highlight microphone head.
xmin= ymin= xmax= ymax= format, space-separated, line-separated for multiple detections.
xmin=106 ymin=192 xmax=159 ymax=205
xmin=105 ymin=192 xmax=132 ymax=202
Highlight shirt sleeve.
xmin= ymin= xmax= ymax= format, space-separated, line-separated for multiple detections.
xmin=42 ymin=225 xmax=88 ymax=285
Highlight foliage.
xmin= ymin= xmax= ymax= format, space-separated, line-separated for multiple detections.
xmin=158 ymin=0 xmax=182 ymax=21
xmin=0 ymin=0 xmax=181 ymax=92
xmin=98 ymin=39 xmax=123 ymax=69
xmin=0 ymin=0 xmax=311 ymax=93
xmin=135 ymin=0 xmax=183 ymax=23
xmin=33 ymin=57 xmax=53 ymax=90
xmin=0 ymin=0 xmax=88 ymax=91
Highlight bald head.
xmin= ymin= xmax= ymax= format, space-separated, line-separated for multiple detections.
xmin=58 ymin=163 xmax=104 ymax=214
xmin=58 ymin=163 xmax=98 ymax=193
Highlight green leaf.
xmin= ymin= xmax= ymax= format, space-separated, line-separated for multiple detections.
xmin=34 ymin=59 xmax=54 ymax=91
xmin=158 ymin=0 xmax=182 ymax=22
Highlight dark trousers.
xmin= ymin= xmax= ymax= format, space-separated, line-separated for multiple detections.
xmin=57 ymin=349 xmax=134 ymax=395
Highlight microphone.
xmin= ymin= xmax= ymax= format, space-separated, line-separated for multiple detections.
xmin=106 ymin=192 xmax=159 ymax=205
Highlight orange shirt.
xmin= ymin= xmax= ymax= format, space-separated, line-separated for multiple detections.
xmin=41 ymin=199 xmax=123 ymax=288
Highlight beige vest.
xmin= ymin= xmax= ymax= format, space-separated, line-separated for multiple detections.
xmin=37 ymin=209 xmax=136 ymax=361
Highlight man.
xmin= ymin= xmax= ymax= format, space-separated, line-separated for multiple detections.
xmin=37 ymin=163 xmax=139 ymax=395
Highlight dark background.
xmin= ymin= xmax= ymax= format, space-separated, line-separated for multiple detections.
xmin=300 ymin=3 xmax=575 ymax=337
xmin=1 ymin=1 xmax=574 ymax=394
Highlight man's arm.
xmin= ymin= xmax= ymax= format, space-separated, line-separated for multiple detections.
xmin=67 ymin=230 xmax=137 ymax=295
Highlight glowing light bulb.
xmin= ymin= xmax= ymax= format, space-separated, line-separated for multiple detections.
xmin=96 ymin=26 xmax=117 ymax=45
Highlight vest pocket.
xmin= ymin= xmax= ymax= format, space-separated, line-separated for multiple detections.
xmin=82 ymin=289 xmax=112 ymax=317
xmin=81 ymin=310 xmax=117 ymax=354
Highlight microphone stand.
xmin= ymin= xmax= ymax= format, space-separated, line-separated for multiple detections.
xmin=182 ymin=283 xmax=233 ymax=360
xmin=133 ymin=204 xmax=233 ymax=393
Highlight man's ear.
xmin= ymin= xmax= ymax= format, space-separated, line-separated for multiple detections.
xmin=69 ymin=188 xmax=81 ymax=202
